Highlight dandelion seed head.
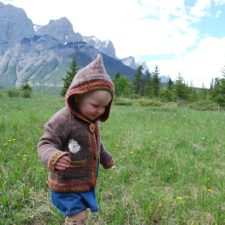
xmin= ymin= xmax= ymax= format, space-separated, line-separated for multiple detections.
xmin=68 ymin=139 xmax=81 ymax=154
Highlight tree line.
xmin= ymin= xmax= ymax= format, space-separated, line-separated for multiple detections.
xmin=61 ymin=58 xmax=225 ymax=107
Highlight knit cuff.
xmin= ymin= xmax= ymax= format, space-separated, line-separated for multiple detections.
xmin=48 ymin=151 xmax=69 ymax=171
xmin=102 ymin=159 xmax=115 ymax=169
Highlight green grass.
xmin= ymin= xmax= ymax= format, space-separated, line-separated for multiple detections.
xmin=0 ymin=95 xmax=224 ymax=224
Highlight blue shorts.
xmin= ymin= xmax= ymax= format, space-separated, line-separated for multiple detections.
xmin=51 ymin=189 xmax=99 ymax=216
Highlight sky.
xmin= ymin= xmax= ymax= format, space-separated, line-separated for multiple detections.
xmin=2 ymin=0 xmax=225 ymax=87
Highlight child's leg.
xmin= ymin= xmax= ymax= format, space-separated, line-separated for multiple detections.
xmin=65 ymin=210 xmax=88 ymax=225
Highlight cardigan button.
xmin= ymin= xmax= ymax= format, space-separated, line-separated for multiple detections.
xmin=95 ymin=151 xmax=100 ymax=160
xmin=89 ymin=123 xmax=95 ymax=133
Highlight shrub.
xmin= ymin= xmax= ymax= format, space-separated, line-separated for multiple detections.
xmin=129 ymin=94 xmax=140 ymax=99
xmin=113 ymin=98 xmax=133 ymax=106
xmin=21 ymin=82 xmax=32 ymax=98
xmin=7 ymin=88 xmax=21 ymax=97
xmin=136 ymin=99 xmax=163 ymax=107
xmin=188 ymin=100 xmax=219 ymax=111
xmin=21 ymin=89 xmax=32 ymax=98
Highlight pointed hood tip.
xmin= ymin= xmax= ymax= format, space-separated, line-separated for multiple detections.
xmin=95 ymin=53 xmax=104 ymax=64
xmin=67 ymin=53 xmax=114 ymax=92
xmin=96 ymin=53 xmax=103 ymax=58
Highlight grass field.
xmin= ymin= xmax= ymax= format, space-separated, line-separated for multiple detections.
xmin=0 ymin=94 xmax=224 ymax=225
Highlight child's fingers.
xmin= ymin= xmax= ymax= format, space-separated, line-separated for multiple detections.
xmin=54 ymin=155 xmax=71 ymax=170
xmin=55 ymin=165 xmax=66 ymax=170
xmin=62 ymin=156 xmax=71 ymax=163
xmin=55 ymin=162 xmax=69 ymax=170
xmin=58 ymin=157 xmax=71 ymax=165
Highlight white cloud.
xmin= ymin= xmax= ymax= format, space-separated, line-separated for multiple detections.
xmin=189 ymin=0 xmax=211 ymax=18
xmin=116 ymin=17 xmax=198 ymax=57
xmin=147 ymin=36 xmax=225 ymax=87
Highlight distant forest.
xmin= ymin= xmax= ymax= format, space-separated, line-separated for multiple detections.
xmin=61 ymin=58 xmax=225 ymax=108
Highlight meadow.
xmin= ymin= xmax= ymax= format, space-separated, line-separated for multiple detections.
xmin=0 ymin=94 xmax=224 ymax=225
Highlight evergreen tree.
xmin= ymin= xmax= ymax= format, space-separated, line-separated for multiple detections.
xmin=164 ymin=78 xmax=176 ymax=101
xmin=115 ymin=72 xmax=121 ymax=80
xmin=212 ymin=77 xmax=225 ymax=106
xmin=113 ymin=72 xmax=131 ymax=97
xmin=133 ymin=65 xmax=144 ymax=95
xmin=198 ymin=83 xmax=208 ymax=100
xmin=174 ymin=74 xmax=188 ymax=100
xmin=143 ymin=69 xmax=152 ymax=97
xmin=210 ymin=78 xmax=220 ymax=100
xmin=209 ymin=78 xmax=214 ymax=92
xmin=167 ymin=78 xmax=174 ymax=91
xmin=61 ymin=57 xmax=79 ymax=97
xmin=187 ymin=87 xmax=197 ymax=102
xmin=151 ymin=65 xmax=160 ymax=97
xmin=185 ymin=82 xmax=197 ymax=102
xmin=220 ymin=77 xmax=225 ymax=106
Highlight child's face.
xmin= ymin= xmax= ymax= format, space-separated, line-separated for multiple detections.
xmin=78 ymin=90 xmax=112 ymax=121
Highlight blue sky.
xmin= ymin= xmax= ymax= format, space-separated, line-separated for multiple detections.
xmin=194 ymin=5 xmax=225 ymax=38
xmin=2 ymin=0 xmax=225 ymax=87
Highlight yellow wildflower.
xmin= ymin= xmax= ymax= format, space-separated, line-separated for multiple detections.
xmin=23 ymin=155 xmax=28 ymax=161
xmin=207 ymin=188 xmax=213 ymax=193
xmin=176 ymin=196 xmax=183 ymax=201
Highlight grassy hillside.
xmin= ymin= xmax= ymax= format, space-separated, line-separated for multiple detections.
xmin=0 ymin=94 xmax=224 ymax=224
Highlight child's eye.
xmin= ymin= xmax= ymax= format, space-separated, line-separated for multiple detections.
xmin=92 ymin=104 xmax=98 ymax=108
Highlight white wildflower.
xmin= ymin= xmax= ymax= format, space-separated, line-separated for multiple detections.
xmin=68 ymin=139 xmax=81 ymax=154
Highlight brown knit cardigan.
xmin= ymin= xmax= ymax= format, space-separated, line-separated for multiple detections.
xmin=38 ymin=54 xmax=115 ymax=192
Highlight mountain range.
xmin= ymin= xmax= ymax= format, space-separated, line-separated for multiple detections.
xmin=0 ymin=2 xmax=139 ymax=88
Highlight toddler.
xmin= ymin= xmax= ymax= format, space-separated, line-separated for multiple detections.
xmin=38 ymin=54 xmax=115 ymax=225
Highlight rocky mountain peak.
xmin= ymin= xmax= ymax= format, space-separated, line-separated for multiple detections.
xmin=83 ymin=36 xmax=116 ymax=58
xmin=0 ymin=2 xmax=34 ymax=43
xmin=36 ymin=17 xmax=83 ymax=44
xmin=121 ymin=56 xmax=137 ymax=69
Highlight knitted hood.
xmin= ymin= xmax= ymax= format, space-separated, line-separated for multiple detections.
xmin=66 ymin=54 xmax=115 ymax=122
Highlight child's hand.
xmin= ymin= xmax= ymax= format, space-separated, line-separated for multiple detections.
xmin=55 ymin=155 xmax=71 ymax=170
